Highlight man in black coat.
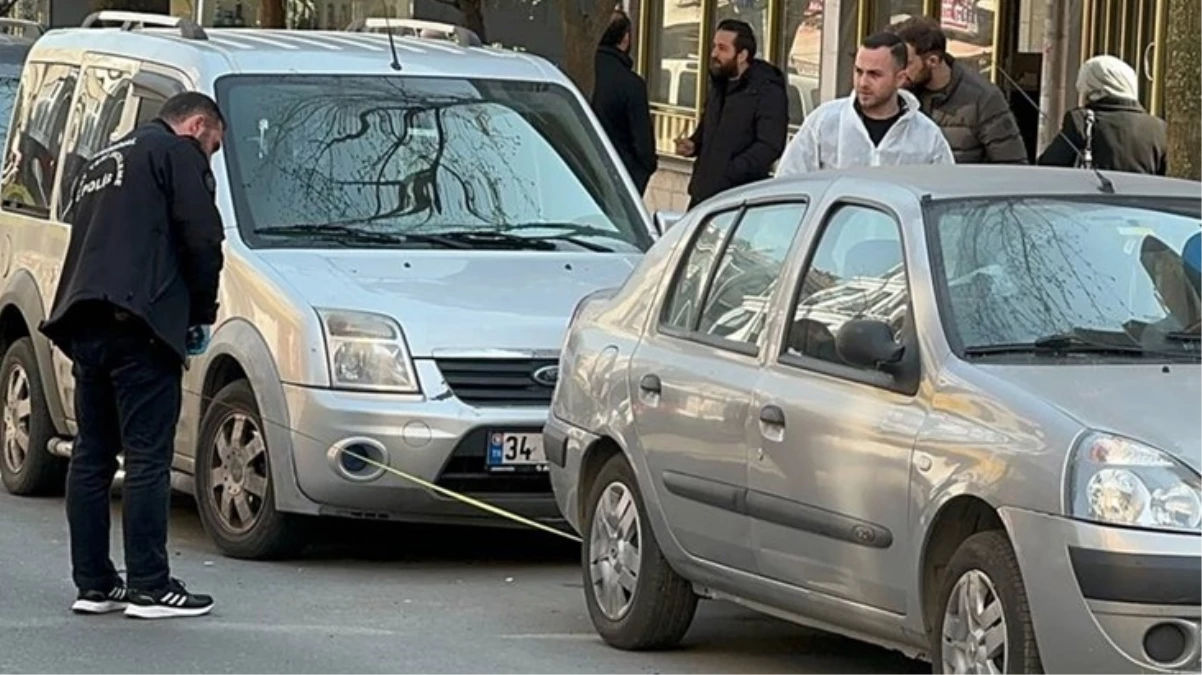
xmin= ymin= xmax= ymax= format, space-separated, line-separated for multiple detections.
xmin=39 ymin=92 xmax=226 ymax=619
xmin=675 ymin=19 xmax=788 ymax=209
xmin=592 ymin=9 xmax=657 ymax=195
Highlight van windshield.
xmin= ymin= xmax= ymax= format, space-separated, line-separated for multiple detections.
xmin=216 ymin=74 xmax=652 ymax=253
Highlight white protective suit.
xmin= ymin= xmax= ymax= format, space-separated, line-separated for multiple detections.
xmin=776 ymin=89 xmax=955 ymax=176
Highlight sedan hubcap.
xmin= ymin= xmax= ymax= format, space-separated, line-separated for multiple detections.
xmin=210 ymin=412 xmax=268 ymax=533
xmin=2 ymin=365 xmax=31 ymax=474
xmin=589 ymin=481 xmax=641 ymax=621
xmin=942 ymin=569 xmax=1008 ymax=674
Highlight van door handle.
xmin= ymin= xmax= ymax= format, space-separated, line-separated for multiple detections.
xmin=759 ymin=404 xmax=786 ymax=427
xmin=639 ymin=374 xmax=661 ymax=394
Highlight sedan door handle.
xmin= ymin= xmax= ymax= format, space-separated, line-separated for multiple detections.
xmin=639 ymin=374 xmax=662 ymax=394
xmin=759 ymin=404 xmax=786 ymax=427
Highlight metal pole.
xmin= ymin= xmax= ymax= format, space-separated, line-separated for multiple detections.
xmin=1037 ymin=0 xmax=1067 ymax=153
xmin=194 ymin=0 xmax=207 ymax=25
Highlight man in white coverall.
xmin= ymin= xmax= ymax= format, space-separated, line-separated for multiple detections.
xmin=777 ymin=31 xmax=954 ymax=176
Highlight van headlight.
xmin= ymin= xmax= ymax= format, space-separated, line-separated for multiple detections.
xmin=317 ymin=309 xmax=419 ymax=393
xmin=1066 ymin=432 xmax=1201 ymax=533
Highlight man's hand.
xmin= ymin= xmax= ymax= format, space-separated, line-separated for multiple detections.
xmin=675 ymin=137 xmax=696 ymax=157
xmin=185 ymin=325 xmax=211 ymax=356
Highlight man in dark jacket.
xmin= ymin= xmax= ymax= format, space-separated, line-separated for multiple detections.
xmin=40 ymin=92 xmax=225 ymax=619
xmin=592 ymin=9 xmax=656 ymax=195
xmin=675 ymin=19 xmax=788 ymax=208
xmin=891 ymin=16 xmax=1028 ymax=164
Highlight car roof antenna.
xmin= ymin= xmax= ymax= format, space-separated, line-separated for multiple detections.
xmin=384 ymin=14 xmax=402 ymax=71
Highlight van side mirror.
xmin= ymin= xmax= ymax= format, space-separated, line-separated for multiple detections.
xmin=654 ymin=210 xmax=683 ymax=235
xmin=835 ymin=319 xmax=904 ymax=370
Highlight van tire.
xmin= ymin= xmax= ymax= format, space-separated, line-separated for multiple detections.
xmin=0 ymin=337 xmax=65 ymax=496
xmin=195 ymin=379 xmax=307 ymax=559
xmin=582 ymin=452 xmax=698 ymax=650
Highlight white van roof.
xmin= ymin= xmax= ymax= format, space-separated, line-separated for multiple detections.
xmin=28 ymin=16 xmax=564 ymax=89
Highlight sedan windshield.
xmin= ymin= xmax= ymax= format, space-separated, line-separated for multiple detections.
xmin=929 ymin=196 xmax=1201 ymax=357
xmin=215 ymin=74 xmax=651 ymax=252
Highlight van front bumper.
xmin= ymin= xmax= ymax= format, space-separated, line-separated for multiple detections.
xmin=280 ymin=378 xmax=562 ymax=527
xmin=1001 ymin=507 xmax=1200 ymax=674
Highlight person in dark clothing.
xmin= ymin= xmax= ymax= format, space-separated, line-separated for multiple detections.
xmin=675 ymin=19 xmax=788 ymax=208
xmin=890 ymin=16 xmax=1028 ymax=164
xmin=1038 ymin=54 xmax=1167 ymax=175
xmin=592 ymin=9 xmax=656 ymax=195
xmin=39 ymin=92 xmax=226 ymax=619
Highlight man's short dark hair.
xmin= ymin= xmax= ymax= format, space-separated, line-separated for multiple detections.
xmin=890 ymin=15 xmax=947 ymax=57
xmin=159 ymin=91 xmax=225 ymax=128
xmin=860 ymin=30 xmax=908 ymax=70
xmin=716 ymin=18 xmax=756 ymax=60
xmin=599 ymin=9 xmax=632 ymax=48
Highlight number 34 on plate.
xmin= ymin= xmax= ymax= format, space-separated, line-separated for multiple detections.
xmin=486 ymin=432 xmax=548 ymax=470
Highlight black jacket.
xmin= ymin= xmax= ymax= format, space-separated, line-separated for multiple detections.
xmin=688 ymin=60 xmax=788 ymax=206
xmin=1037 ymin=97 xmax=1168 ymax=175
xmin=40 ymin=120 xmax=225 ymax=362
xmin=592 ymin=45 xmax=657 ymax=194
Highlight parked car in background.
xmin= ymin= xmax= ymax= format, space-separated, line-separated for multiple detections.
xmin=0 ymin=12 xmax=670 ymax=560
xmin=0 ymin=19 xmax=41 ymax=166
xmin=547 ymin=165 xmax=1201 ymax=674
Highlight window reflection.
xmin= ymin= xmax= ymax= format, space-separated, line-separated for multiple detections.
xmin=786 ymin=205 xmax=909 ymax=367
xmin=778 ymin=0 xmax=824 ymax=126
xmin=649 ymin=0 xmax=702 ymax=108
xmin=663 ymin=210 xmax=739 ymax=331
xmin=869 ymin=0 xmax=926 ymax=29
xmin=931 ymin=198 xmax=1202 ymax=350
xmin=940 ymin=0 xmax=995 ymax=76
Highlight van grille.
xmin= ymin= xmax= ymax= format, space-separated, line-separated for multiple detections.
xmin=435 ymin=358 xmax=557 ymax=406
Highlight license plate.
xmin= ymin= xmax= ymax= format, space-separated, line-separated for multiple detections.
xmin=486 ymin=432 xmax=547 ymax=471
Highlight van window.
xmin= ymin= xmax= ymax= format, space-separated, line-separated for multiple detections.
xmin=131 ymin=70 xmax=187 ymax=127
xmin=216 ymin=74 xmax=653 ymax=253
xmin=1 ymin=63 xmax=78 ymax=217
xmin=57 ymin=66 xmax=132 ymax=217
xmin=0 ymin=45 xmax=28 ymax=149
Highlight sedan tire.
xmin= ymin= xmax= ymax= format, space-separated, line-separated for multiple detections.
xmin=582 ymin=452 xmax=698 ymax=650
xmin=195 ymin=379 xmax=307 ymax=560
xmin=932 ymin=530 xmax=1043 ymax=674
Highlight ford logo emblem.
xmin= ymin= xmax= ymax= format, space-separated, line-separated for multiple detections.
xmin=532 ymin=365 xmax=558 ymax=387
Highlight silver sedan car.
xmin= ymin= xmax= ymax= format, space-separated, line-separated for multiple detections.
xmin=545 ymin=166 xmax=1201 ymax=674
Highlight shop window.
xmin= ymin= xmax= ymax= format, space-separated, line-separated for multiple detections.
xmin=939 ymin=0 xmax=996 ymax=76
xmin=646 ymin=0 xmax=702 ymax=109
xmin=778 ymin=0 xmax=824 ymax=127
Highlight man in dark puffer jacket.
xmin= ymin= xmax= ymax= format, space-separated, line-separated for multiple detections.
xmin=891 ymin=16 xmax=1028 ymax=164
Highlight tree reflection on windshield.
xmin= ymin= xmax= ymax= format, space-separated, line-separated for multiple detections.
xmin=217 ymin=74 xmax=649 ymax=252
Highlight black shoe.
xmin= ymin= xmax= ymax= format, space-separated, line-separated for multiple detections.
xmin=71 ymin=580 xmax=129 ymax=614
xmin=124 ymin=578 xmax=214 ymax=619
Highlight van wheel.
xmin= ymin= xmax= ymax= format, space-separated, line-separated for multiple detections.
xmin=582 ymin=453 xmax=698 ymax=650
xmin=195 ymin=380 xmax=307 ymax=559
xmin=932 ymin=531 xmax=1043 ymax=674
xmin=0 ymin=337 xmax=64 ymax=496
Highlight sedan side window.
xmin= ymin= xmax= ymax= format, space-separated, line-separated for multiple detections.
xmin=661 ymin=209 xmax=739 ymax=332
xmin=784 ymin=204 xmax=909 ymax=368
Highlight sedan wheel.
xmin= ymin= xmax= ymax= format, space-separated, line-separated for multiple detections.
xmin=589 ymin=481 xmax=642 ymax=621
xmin=941 ymin=570 xmax=1007 ymax=674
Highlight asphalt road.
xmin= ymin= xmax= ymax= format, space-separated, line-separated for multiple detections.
xmin=0 ymin=490 xmax=926 ymax=673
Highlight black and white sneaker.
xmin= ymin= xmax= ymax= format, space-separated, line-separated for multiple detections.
xmin=124 ymin=578 xmax=214 ymax=619
xmin=71 ymin=582 xmax=129 ymax=614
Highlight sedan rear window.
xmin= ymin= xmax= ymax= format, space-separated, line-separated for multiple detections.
xmin=929 ymin=196 xmax=1201 ymax=356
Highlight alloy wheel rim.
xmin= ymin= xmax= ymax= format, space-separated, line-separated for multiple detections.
xmin=588 ymin=480 xmax=642 ymax=621
xmin=210 ymin=412 xmax=269 ymax=534
xmin=2 ymin=364 xmax=31 ymax=474
xmin=941 ymin=569 xmax=1008 ymax=674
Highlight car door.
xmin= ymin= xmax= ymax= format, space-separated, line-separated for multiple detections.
xmin=629 ymin=200 xmax=808 ymax=571
xmin=748 ymin=200 xmax=927 ymax=616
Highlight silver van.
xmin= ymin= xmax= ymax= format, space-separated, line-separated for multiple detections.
xmin=0 ymin=12 xmax=660 ymax=559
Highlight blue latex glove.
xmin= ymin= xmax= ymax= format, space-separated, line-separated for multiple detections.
xmin=185 ymin=325 xmax=211 ymax=356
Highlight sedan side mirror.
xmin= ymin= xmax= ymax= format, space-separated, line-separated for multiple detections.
xmin=836 ymin=319 xmax=904 ymax=370
xmin=654 ymin=210 xmax=683 ymax=235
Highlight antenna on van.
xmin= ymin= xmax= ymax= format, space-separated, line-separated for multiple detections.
xmin=383 ymin=14 xmax=402 ymax=71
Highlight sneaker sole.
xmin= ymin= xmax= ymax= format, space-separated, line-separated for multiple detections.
xmin=71 ymin=599 xmax=128 ymax=614
xmin=124 ymin=603 xmax=214 ymax=619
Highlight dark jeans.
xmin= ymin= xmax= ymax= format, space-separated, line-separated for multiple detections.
xmin=66 ymin=316 xmax=182 ymax=593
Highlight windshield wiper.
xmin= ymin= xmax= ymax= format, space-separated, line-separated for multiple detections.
xmin=964 ymin=332 xmax=1151 ymax=357
xmin=257 ymin=224 xmax=471 ymax=249
xmin=431 ymin=230 xmax=559 ymax=251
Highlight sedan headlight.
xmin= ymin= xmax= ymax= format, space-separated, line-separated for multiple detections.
xmin=1066 ymin=431 xmax=1201 ymax=533
xmin=317 ymin=309 xmax=419 ymax=393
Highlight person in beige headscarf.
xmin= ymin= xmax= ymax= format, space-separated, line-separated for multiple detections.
xmin=1037 ymin=54 xmax=1167 ymax=174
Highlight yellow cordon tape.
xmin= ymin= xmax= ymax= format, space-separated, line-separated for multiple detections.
xmin=181 ymin=386 xmax=583 ymax=544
